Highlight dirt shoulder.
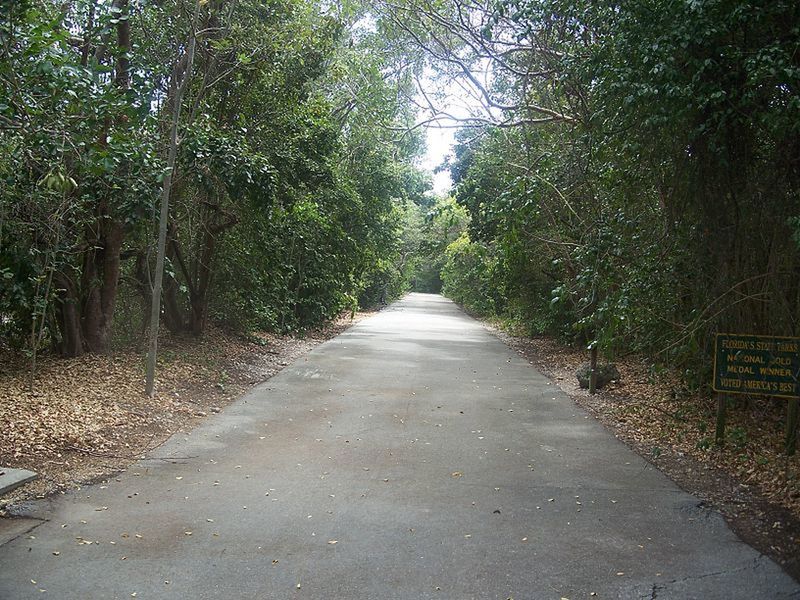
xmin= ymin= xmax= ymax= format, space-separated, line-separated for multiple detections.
xmin=488 ymin=326 xmax=800 ymax=582
xmin=0 ymin=312 xmax=369 ymax=512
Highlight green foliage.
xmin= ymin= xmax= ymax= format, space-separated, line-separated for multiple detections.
xmin=0 ymin=0 xmax=165 ymax=353
xmin=0 ymin=0 xmax=430 ymax=357
xmin=4 ymin=0 xmax=796 ymax=385
xmin=214 ymin=195 xmax=358 ymax=332
xmin=441 ymin=235 xmax=503 ymax=316
xmin=193 ymin=4 xmax=432 ymax=331
xmin=697 ymin=437 xmax=713 ymax=451
xmin=437 ymin=0 xmax=800 ymax=381
xmin=405 ymin=195 xmax=469 ymax=294
xmin=728 ymin=426 xmax=748 ymax=450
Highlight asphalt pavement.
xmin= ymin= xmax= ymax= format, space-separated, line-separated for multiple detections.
xmin=0 ymin=293 xmax=797 ymax=599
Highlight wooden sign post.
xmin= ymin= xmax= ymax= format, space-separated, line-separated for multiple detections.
xmin=712 ymin=334 xmax=799 ymax=453
xmin=787 ymin=398 xmax=799 ymax=456
xmin=715 ymin=394 xmax=727 ymax=446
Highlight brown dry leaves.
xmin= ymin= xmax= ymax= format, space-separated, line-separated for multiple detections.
xmin=2 ymin=356 xmax=127 ymax=456
xmin=0 ymin=313 xmax=366 ymax=508
xmin=492 ymin=327 xmax=800 ymax=575
xmin=492 ymin=329 xmax=800 ymax=520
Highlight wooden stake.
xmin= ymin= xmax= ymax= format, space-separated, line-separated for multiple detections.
xmin=589 ymin=346 xmax=598 ymax=395
xmin=715 ymin=394 xmax=727 ymax=446
xmin=786 ymin=398 xmax=799 ymax=456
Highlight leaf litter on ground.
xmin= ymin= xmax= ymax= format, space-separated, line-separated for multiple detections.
xmin=0 ymin=313 xmax=368 ymax=510
xmin=488 ymin=325 xmax=800 ymax=578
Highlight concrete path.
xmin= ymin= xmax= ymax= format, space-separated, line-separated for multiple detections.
xmin=0 ymin=294 xmax=797 ymax=599
xmin=0 ymin=467 xmax=37 ymax=496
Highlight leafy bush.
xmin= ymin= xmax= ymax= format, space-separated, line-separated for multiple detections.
xmin=441 ymin=235 xmax=503 ymax=316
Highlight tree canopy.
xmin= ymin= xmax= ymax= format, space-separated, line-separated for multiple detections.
xmin=388 ymin=0 xmax=800 ymax=382
xmin=1 ymin=0 xmax=432 ymax=368
xmin=1 ymin=0 xmax=798 ymax=390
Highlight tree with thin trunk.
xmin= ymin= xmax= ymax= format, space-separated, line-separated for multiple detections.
xmin=146 ymin=3 xmax=199 ymax=397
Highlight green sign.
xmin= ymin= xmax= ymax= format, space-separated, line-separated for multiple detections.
xmin=713 ymin=334 xmax=800 ymax=399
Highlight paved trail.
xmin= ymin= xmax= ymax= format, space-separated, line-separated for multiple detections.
xmin=1 ymin=294 xmax=797 ymax=599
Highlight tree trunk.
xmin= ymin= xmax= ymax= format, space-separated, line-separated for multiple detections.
xmin=145 ymin=2 xmax=200 ymax=396
xmin=162 ymin=224 xmax=189 ymax=333
xmin=54 ymin=273 xmax=84 ymax=357
xmin=162 ymin=266 xmax=186 ymax=334
xmin=189 ymin=293 xmax=208 ymax=336
xmin=114 ymin=0 xmax=130 ymax=88
xmin=46 ymin=0 xmax=132 ymax=357
xmin=165 ymin=205 xmax=237 ymax=337
xmin=133 ymin=250 xmax=153 ymax=340
xmin=188 ymin=227 xmax=216 ymax=336
xmin=82 ymin=218 xmax=124 ymax=353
